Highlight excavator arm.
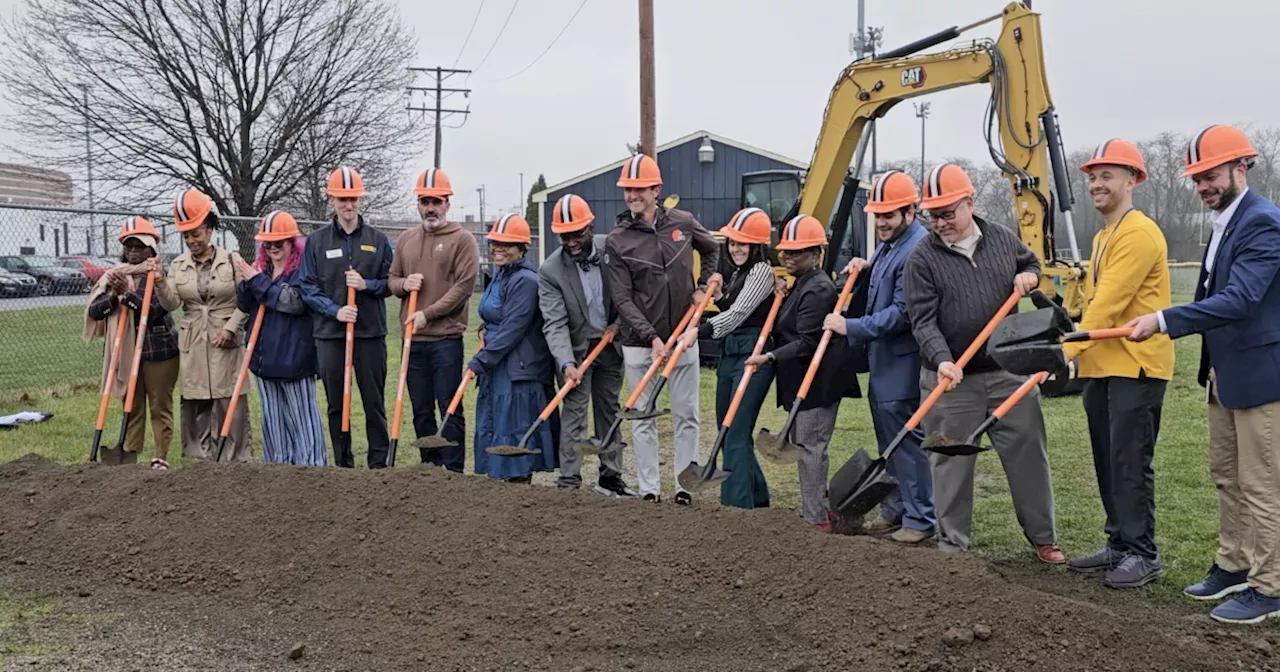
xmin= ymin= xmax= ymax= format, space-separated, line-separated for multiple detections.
xmin=800 ymin=2 xmax=1086 ymax=317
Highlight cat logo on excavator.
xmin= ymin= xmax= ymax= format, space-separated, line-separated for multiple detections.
xmin=901 ymin=66 xmax=926 ymax=88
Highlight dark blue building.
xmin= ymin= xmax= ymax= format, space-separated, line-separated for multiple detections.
xmin=533 ymin=130 xmax=824 ymax=263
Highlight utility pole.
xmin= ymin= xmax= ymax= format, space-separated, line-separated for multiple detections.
xmin=850 ymin=8 xmax=883 ymax=180
xmin=476 ymin=185 xmax=486 ymax=225
xmin=79 ymin=83 xmax=101 ymax=254
xmin=915 ymin=102 xmax=931 ymax=187
xmin=639 ymin=0 xmax=656 ymax=158
xmin=407 ymin=67 xmax=472 ymax=168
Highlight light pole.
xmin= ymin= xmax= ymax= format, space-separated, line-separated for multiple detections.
xmin=914 ymin=102 xmax=931 ymax=188
xmin=79 ymin=83 xmax=99 ymax=254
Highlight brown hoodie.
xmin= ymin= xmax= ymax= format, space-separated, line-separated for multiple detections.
xmin=388 ymin=220 xmax=480 ymax=341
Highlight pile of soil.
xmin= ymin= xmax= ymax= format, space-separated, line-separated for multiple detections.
xmin=0 ymin=454 xmax=1273 ymax=671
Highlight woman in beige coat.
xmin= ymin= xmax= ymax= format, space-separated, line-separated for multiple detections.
xmin=157 ymin=188 xmax=252 ymax=461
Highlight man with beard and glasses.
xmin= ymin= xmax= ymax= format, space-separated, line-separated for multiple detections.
xmin=538 ymin=194 xmax=635 ymax=497
xmin=1127 ymin=125 xmax=1280 ymax=624
xmin=1059 ymin=139 xmax=1173 ymax=590
xmin=388 ymin=168 xmax=479 ymax=471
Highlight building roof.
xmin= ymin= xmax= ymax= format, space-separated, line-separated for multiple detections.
xmin=531 ymin=129 xmax=809 ymax=204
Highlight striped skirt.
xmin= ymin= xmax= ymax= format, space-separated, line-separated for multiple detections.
xmin=255 ymin=377 xmax=328 ymax=466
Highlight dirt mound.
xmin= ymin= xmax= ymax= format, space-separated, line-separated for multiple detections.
xmin=0 ymin=458 xmax=1272 ymax=671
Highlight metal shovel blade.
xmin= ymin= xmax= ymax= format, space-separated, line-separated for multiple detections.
xmin=617 ymin=406 xmax=670 ymax=421
xmin=485 ymin=444 xmax=539 ymax=456
xmin=828 ymin=448 xmax=874 ymax=512
xmin=677 ymin=462 xmax=731 ymax=492
xmin=834 ymin=461 xmax=899 ymax=520
xmin=415 ymin=434 xmax=458 ymax=451
xmin=988 ymin=306 xmax=1074 ymax=375
xmin=571 ymin=437 xmax=624 ymax=457
xmin=920 ymin=431 xmax=991 ymax=457
xmin=755 ymin=427 xmax=801 ymax=464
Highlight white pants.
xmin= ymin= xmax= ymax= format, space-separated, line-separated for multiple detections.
xmin=622 ymin=344 xmax=701 ymax=497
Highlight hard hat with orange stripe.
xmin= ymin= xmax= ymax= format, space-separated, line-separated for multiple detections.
xmin=1080 ymin=138 xmax=1147 ymax=183
xmin=256 ymin=210 xmax=301 ymax=242
xmin=919 ymin=163 xmax=976 ymax=210
xmin=486 ymin=213 xmax=532 ymax=244
xmin=326 ymin=166 xmax=367 ymax=198
xmin=865 ymin=170 xmax=920 ymax=214
xmin=117 ymin=216 xmax=160 ymax=249
xmin=719 ymin=207 xmax=771 ymax=245
xmin=551 ymin=194 xmax=595 ymax=234
xmin=173 ymin=188 xmax=217 ymax=232
xmin=617 ymin=154 xmax=662 ymax=188
xmin=414 ymin=168 xmax=453 ymax=198
xmin=1182 ymin=125 xmax=1257 ymax=178
xmin=776 ymin=214 xmax=827 ymax=251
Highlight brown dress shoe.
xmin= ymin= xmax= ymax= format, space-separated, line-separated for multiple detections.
xmin=1036 ymin=543 xmax=1067 ymax=564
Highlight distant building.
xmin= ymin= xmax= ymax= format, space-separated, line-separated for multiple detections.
xmin=0 ymin=163 xmax=73 ymax=206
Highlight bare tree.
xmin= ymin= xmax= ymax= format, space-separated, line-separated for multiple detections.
xmin=1248 ymin=127 xmax=1280 ymax=203
xmin=0 ymin=0 xmax=425 ymax=252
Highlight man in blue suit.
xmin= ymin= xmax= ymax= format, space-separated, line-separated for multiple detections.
xmin=1128 ymin=125 xmax=1280 ymax=625
xmin=825 ymin=170 xmax=934 ymax=543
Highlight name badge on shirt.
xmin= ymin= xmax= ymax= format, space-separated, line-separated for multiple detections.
xmin=325 ymin=248 xmax=343 ymax=259
xmin=360 ymin=244 xmax=376 ymax=252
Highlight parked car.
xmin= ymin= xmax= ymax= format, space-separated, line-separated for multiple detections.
xmin=0 ymin=267 xmax=37 ymax=298
xmin=0 ymin=256 xmax=91 ymax=295
xmin=58 ymin=255 xmax=115 ymax=283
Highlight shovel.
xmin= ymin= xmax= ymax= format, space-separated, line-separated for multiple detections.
xmin=829 ymin=288 xmax=1022 ymax=521
xmin=89 ymin=302 xmax=131 ymax=462
xmin=340 ymin=283 xmax=356 ymax=450
xmin=107 ymin=270 xmax=157 ymax=456
xmin=487 ymin=325 xmax=617 ymax=456
xmin=215 ymin=304 xmax=267 ymax=462
xmin=415 ymin=335 xmax=485 ymax=453
xmin=922 ymin=371 xmax=1049 ymax=456
xmin=756 ymin=267 xmax=861 ymax=464
xmin=678 ymin=291 xmax=783 ymax=492
xmin=570 ymin=304 xmax=697 ymax=457
xmin=629 ymin=277 xmax=721 ymax=419
xmin=384 ymin=289 xmax=419 ymax=468
xmin=989 ymin=298 xmax=1134 ymax=375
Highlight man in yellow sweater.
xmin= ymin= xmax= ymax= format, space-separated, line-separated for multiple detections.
xmin=1062 ymin=139 xmax=1175 ymax=589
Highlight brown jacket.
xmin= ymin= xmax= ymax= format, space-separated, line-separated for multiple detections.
xmin=156 ymin=246 xmax=249 ymax=400
xmin=388 ymin=221 xmax=480 ymax=341
xmin=603 ymin=206 xmax=719 ymax=348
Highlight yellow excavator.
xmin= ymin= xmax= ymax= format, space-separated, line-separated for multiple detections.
xmin=756 ymin=1 xmax=1086 ymax=321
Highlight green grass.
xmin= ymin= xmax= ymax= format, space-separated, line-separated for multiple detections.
xmin=0 ymin=293 xmax=1222 ymax=603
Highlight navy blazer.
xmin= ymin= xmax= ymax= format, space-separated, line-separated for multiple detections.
xmin=1163 ymin=189 xmax=1280 ymax=410
xmin=469 ymin=257 xmax=554 ymax=384
xmin=843 ymin=220 xmax=928 ymax=403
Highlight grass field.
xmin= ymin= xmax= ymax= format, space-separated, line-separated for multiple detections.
xmin=0 ymin=292 xmax=1222 ymax=605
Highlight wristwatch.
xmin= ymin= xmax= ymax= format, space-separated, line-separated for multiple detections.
xmin=766 ymin=352 xmax=776 ymax=363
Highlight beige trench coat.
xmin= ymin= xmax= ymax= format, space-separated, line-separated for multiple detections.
xmin=156 ymin=246 xmax=249 ymax=400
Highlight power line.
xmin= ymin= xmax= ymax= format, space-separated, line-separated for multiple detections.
xmin=489 ymin=0 xmax=590 ymax=83
xmin=453 ymin=0 xmax=487 ymax=67
xmin=472 ymin=0 xmax=521 ymax=75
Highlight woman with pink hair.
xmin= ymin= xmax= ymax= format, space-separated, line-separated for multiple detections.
xmin=234 ymin=211 xmax=327 ymax=465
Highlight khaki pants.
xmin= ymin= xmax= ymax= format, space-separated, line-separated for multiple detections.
xmin=122 ymin=358 xmax=179 ymax=459
xmin=1208 ymin=370 xmax=1280 ymax=595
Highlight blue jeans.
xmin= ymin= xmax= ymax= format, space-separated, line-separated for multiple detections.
xmin=407 ymin=337 xmax=466 ymax=471
xmin=870 ymin=394 xmax=935 ymax=533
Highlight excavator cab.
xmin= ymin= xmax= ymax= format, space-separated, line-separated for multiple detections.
xmin=740 ymin=169 xmax=869 ymax=277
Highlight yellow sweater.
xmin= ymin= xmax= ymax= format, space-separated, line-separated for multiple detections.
xmin=1063 ymin=209 xmax=1175 ymax=380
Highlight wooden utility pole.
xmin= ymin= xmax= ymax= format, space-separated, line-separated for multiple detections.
xmin=407 ymin=67 xmax=472 ymax=168
xmin=638 ymin=0 xmax=655 ymax=158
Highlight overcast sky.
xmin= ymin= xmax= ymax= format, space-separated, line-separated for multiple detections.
xmin=1 ymin=0 xmax=1277 ymax=221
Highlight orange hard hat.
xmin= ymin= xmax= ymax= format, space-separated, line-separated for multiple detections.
xmin=487 ymin=213 xmax=532 ymax=244
xmin=1182 ymin=125 xmax=1258 ymax=178
xmin=551 ymin=194 xmax=595 ymax=234
xmin=719 ymin=207 xmax=772 ymax=245
xmin=920 ymin=163 xmax=976 ymax=210
xmin=1080 ymin=138 xmax=1147 ymax=184
xmin=617 ymin=154 xmax=663 ymax=188
xmin=326 ymin=166 xmax=367 ymax=198
xmin=865 ymin=170 xmax=920 ymax=213
xmin=776 ymin=214 xmax=827 ymax=251
xmin=173 ymin=188 xmax=217 ymax=232
xmin=117 ymin=216 xmax=159 ymax=243
xmin=414 ymin=167 xmax=454 ymax=198
xmin=256 ymin=210 xmax=301 ymax=242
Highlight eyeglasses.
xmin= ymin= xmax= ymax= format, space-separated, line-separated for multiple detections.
xmin=558 ymin=228 xmax=590 ymax=243
xmin=262 ymin=240 xmax=286 ymax=250
xmin=924 ymin=205 xmax=962 ymax=223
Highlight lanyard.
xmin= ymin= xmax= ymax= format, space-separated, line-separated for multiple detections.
xmin=1092 ymin=207 xmax=1134 ymax=288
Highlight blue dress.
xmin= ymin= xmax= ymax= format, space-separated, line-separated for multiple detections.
xmin=471 ymin=258 xmax=560 ymax=480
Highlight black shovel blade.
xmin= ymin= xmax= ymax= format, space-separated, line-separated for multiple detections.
xmin=834 ymin=461 xmax=898 ymax=519
xmin=571 ymin=438 xmax=625 ymax=457
xmin=988 ymin=306 xmax=1074 ymax=376
xmin=677 ymin=462 xmax=731 ymax=492
xmin=415 ymin=434 xmax=458 ymax=451
xmin=755 ymin=428 xmax=801 ymax=464
xmin=617 ymin=407 xmax=670 ymax=421
xmin=485 ymin=444 xmax=539 ymax=456
xmin=828 ymin=448 xmax=874 ymax=511
xmin=920 ymin=433 xmax=992 ymax=457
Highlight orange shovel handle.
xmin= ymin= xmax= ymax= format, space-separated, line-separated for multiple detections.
xmin=443 ymin=337 xmax=486 ymax=416
xmin=722 ymin=291 xmax=784 ymax=429
xmin=992 ymin=371 xmax=1049 ymax=420
xmin=1064 ymin=327 xmax=1133 ymax=342
xmin=796 ymin=268 xmax=861 ymax=400
xmin=95 ymin=303 xmax=131 ymax=431
xmin=622 ymin=304 xmax=698 ymax=408
xmin=122 ymin=271 xmax=156 ymax=414
xmin=539 ymin=326 xmax=617 ymax=421
xmin=220 ymin=303 xmax=267 ymax=438
xmin=390 ymin=290 xmax=420 ymax=441
xmin=341 ymin=284 xmax=356 ymax=432
xmin=660 ymin=277 xmax=721 ymax=379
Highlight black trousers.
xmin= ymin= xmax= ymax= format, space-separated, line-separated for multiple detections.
xmin=1082 ymin=374 xmax=1168 ymax=559
xmin=406 ymin=337 xmax=467 ymax=471
xmin=316 ymin=336 xmax=389 ymax=469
